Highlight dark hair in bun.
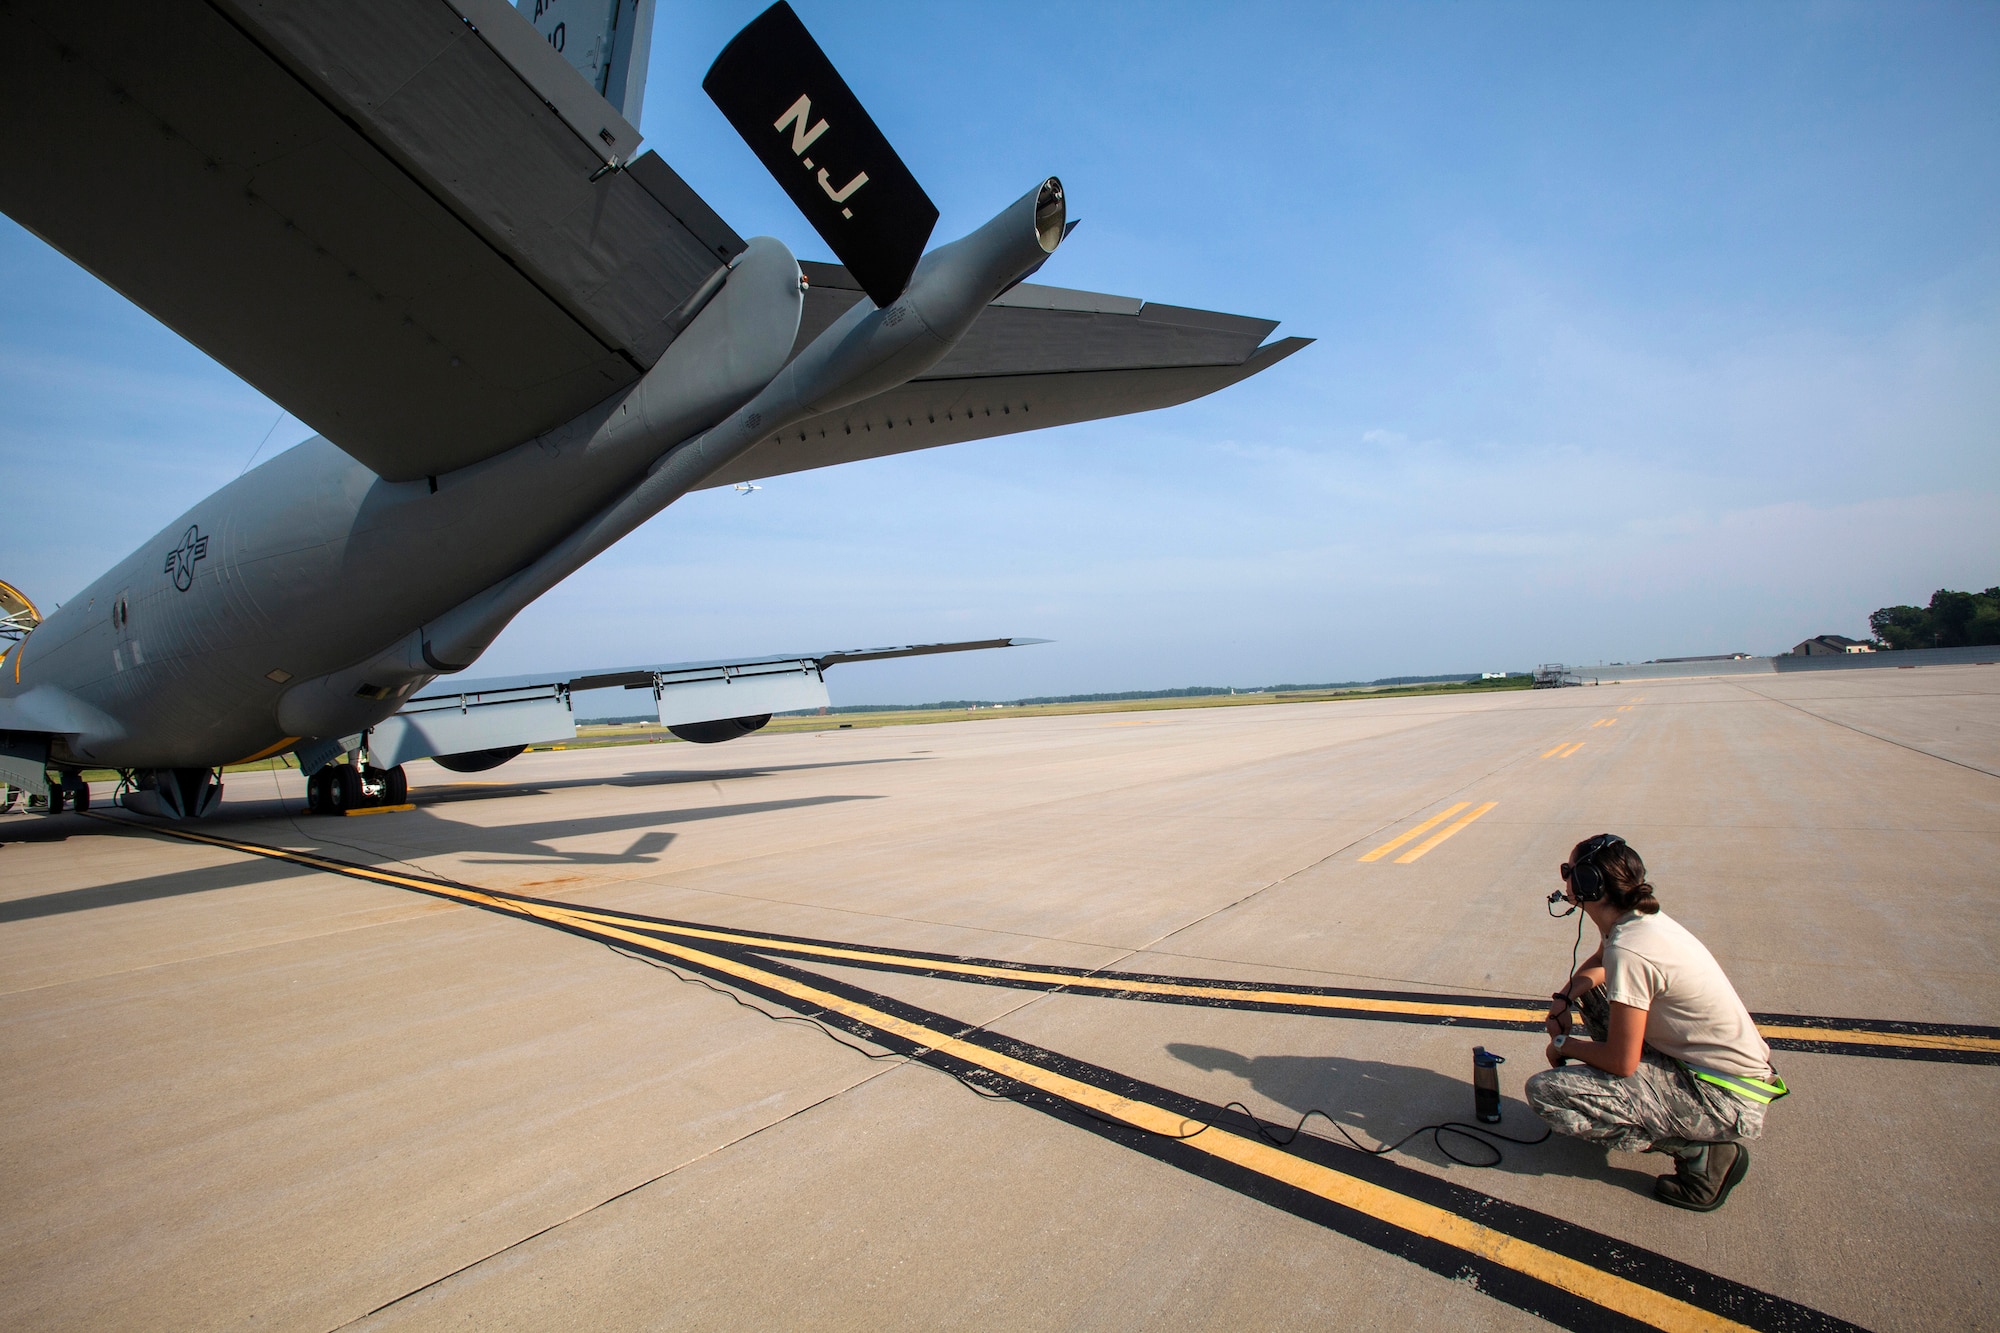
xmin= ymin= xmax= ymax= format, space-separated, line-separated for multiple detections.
xmin=1598 ymin=843 xmax=1658 ymax=915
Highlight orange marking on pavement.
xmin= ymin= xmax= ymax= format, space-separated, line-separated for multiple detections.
xmin=1394 ymin=802 xmax=1498 ymax=863
xmin=1359 ymin=804 xmax=1468 ymax=862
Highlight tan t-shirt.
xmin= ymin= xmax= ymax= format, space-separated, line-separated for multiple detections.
xmin=1602 ymin=910 xmax=1772 ymax=1080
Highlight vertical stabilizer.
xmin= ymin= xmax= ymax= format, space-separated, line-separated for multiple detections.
xmin=518 ymin=0 xmax=655 ymax=126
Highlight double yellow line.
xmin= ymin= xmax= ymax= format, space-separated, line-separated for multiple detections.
xmin=566 ymin=906 xmax=2000 ymax=1058
xmin=1542 ymin=741 xmax=1585 ymax=759
xmin=1359 ymin=802 xmax=1498 ymax=863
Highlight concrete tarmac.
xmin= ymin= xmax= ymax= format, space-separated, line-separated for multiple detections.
xmin=3 ymin=665 xmax=1996 ymax=1330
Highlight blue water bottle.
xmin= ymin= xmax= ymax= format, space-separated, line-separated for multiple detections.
xmin=1473 ymin=1047 xmax=1505 ymax=1124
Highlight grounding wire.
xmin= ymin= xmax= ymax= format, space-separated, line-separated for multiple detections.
xmin=603 ymin=941 xmax=1555 ymax=1167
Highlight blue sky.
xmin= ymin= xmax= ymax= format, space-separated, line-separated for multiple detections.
xmin=5 ymin=2 xmax=1997 ymax=703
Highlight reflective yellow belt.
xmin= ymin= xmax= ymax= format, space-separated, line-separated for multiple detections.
xmin=1684 ymin=1063 xmax=1790 ymax=1105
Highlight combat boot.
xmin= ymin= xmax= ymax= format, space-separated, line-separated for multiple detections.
xmin=1653 ymin=1142 xmax=1748 ymax=1212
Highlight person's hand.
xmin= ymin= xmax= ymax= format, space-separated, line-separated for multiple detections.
xmin=1545 ymin=1039 xmax=1567 ymax=1068
xmin=1545 ymin=999 xmax=1573 ymax=1039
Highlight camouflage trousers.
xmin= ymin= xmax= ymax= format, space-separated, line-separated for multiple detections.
xmin=1524 ymin=987 xmax=1767 ymax=1155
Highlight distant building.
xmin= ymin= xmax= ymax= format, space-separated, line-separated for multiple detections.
xmin=1790 ymin=635 xmax=1873 ymax=657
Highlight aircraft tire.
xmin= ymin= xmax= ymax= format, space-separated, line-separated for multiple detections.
xmin=306 ymin=769 xmax=329 ymax=814
xmin=48 ymin=784 xmax=67 ymax=814
xmin=384 ymin=766 xmax=408 ymax=805
xmin=66 ymin=779 xmax=90 ymax=813
xmin=329 ymin=767 xmax=361 ymax=813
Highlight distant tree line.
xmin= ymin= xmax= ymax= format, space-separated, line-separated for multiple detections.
xmin=827 ymin=674 xmax=1498 ymax=713
xmin=1869 ymin=585 xmax=2000 ymax=650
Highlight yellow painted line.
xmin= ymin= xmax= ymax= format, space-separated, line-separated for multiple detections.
xmin=342 ymin=802 xmax=415 ymax=817
xmin=1358 ymin=804 xmax=1468 ymax=862
xmin=551 ymin=906 xmax=1541 ymax=1024
xmin=535 ymin=906 xmax=1763 ymax=1333
xmin=106 ymin=820 xmax=2000 ymax=1059
xmin=1616 ymin=706 xmax=1633 ymax=712
xmin=1540 ymin=743 xmax=1567 ymax=759
xmin=1394 ymin=802 xmax=1498 ymax=864
xmin=1756 ymin=1023 xmax=2000 ymax=1054
xmin=1560 ymin=741 xmax=1585 ymax=758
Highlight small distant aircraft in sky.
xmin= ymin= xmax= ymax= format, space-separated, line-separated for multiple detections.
xmin=733 ymin=483 xmax=763 ymax=496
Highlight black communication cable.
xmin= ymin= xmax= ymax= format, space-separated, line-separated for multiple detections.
xmin=602 ymin=942 xmax=1013 ymax=1101
xmin=1216 ymin=1101 xmax=1550 ymax=1167
xmin=604 ymin=942 xmax=1555 ymax=1167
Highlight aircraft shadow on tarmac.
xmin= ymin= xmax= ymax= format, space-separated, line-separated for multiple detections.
xmin=0 ymin=792 xmax=882 ymax=917
xmin=248 ymin=792 xmax=881 ymax=867
xmin=1166 ymin=1042 xmax=1658 ymax=1195
xmin=408 ymin=755 xmax=927 ymax=806
xmin=0 ymin=854 xmax=318 ymax=923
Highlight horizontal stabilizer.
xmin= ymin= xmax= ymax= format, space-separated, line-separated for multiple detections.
xmin=711 ymin=340 xmax=1309 ymax=488
xmin=688 ymin=266 xmax=1307 ymax=488
xmin=704 ymin=2 xmax=937 ymax=307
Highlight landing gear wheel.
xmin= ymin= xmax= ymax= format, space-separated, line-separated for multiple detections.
xmin=70 ymin=780 xmax=90 ymax=812
xmin=328 ymin=767 xmax=361 ymax=813
xmin=306 ymin=769 xmax=330 ymax=814
xmin=48 ymin=784 xmax=67 ymax=814
xmin=384 ymin=765 xmax=408 ymax=805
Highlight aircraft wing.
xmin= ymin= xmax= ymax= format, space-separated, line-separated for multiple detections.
xmin=701 ymin=262 xmax=1310 ymax=488
xmin=343 ymin=637 xmax=1046 ymax=773
xmin=1 ymin=0 xmax=742 ymax=482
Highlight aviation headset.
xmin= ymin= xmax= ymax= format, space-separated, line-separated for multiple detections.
xmin=1549 ymin=833 xmax=1626 ymax=910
